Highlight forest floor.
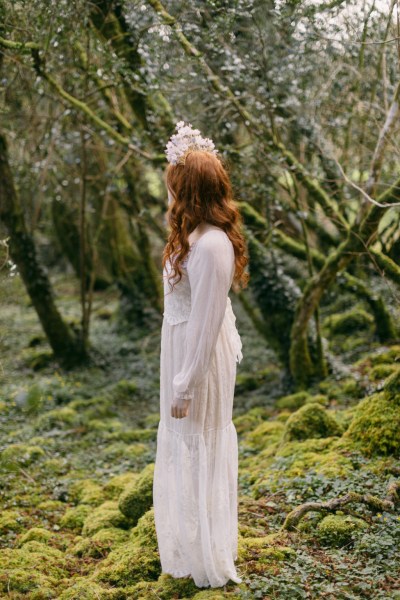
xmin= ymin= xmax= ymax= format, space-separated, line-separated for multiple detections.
xmin=0 ymin=270 xmax=399 ymax=600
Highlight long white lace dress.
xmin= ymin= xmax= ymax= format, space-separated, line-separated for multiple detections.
xmin=153 ymin=226 xmax=244 ymax=588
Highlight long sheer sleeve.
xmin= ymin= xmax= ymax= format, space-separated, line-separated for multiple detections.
xmin=172 ymin=231 xmax=234 ymax=404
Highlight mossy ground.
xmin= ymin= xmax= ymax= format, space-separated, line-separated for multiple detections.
xmin=0 ymin=272 xmax=399 ymax=599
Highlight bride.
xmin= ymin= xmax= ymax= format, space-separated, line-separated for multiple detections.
xmin=153 ymin=121 xmax=249 ymax=588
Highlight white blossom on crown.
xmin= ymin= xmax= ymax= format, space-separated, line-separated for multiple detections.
xmin=165 ymin=120 xmax=218 ymax=165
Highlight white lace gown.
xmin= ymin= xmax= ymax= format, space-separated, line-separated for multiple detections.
xmin=153 ymin=227 xmax=243 ymax=588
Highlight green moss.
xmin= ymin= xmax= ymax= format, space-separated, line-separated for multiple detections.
xmin=60 ymin=504 xmax=92 ymax=532
xmin=242 ymin=420 xmax=284 ymax=451
xmin=58 ymin=578 xmax=123 ymax=599
xmin=276 ymin=392 xmax=328 ymax=411
xmin=103 ymin=472 xmax=138 ymax=499
xmin=275 ymin=437 xmax=354 ymax=478
xmin=36 ymin=406 xmax=81 ymax=430
xmin=237 ymin=532 xmax=295 ymax=572
xmin=118 ymin=462 xmax=154 ymax=523
xmin=283 ymin=402 xmax=343 ymax=442
xmin=343 ymin=391 xmax=400 ymax=457
xmin=233 ymin=407 xmax=272 ymax=435
xmin=276 ymin=391 xmax=309 ymax=410
xmin=94 ymin=508 xmax=160 ymax=586
xmin=71 ymin=527 xmax=129 ymax=558
xmin=369 ymin=364 xmax=398 ymax=382
xmin=69 ymin=479 xmax=104 ymax=506
xmin=325 ymin=308 xmax=374 ymax=334
xmin=128 ymin=573 xmax=199 ymax=599
xmin=0 ymin=509 xmax=24 ymax=534
xmin=384 ymin=368 xmax=400 ymax=399
xmin=316 ymin=513 xmax=368 ymax=547
xmin=0 ymin=541 xmax=68 ymax=594
xmin=17 ymin=526 xmax=54 ymax=546
xmin=112 ymin=379 xmax=138 ymax=402
xmin=82 ymin=501 xmax=130 ymax=536
xmin=369 ymin=345 xmax=400 ymax=366
xmin=0 ymin=443 xmax=45 ymax=469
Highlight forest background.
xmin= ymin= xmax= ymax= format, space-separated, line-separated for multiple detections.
xmin=0 ymin=0 xmax=399 ymax=598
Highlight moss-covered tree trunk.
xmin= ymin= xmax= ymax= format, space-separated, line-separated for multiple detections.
xmin=289 ymin=177 xmax=400 ymax=388
xmin=0 ymin=134 xmax=88 ymax=366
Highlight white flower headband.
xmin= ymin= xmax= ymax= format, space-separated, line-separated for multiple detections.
xmin=165 ymin=120 xmax=218 ymax=165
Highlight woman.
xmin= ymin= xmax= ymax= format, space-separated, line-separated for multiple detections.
xmin=153 ymin=122 xmax=249 ymax=588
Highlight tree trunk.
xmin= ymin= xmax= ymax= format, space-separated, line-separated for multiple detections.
xmin=0 ymin=133 xmax=88 ymax=366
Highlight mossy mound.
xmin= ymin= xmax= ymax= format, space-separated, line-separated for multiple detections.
xmin=233 ymin=406 xmax=272 ymax=435
xmin=384 ymin=368 xmax=400 ymax=399
xmin=0 ymin=509 xmax=25 ymax=534
xmin=0 ymin=443 xmax=45 ymax=469
xmin=82 ymin=501 xmax=131 ymax=536
xmin=68 ymin=479 xmax=104 ymax=506
xmin=275 ymin=437 xmax=354 ymax=478
xmin=368 ymin=363 xmax=398 ymax=382
xmin=103 ymin=472 xmax=138 ymax=499
xmin=71 ymin=527 xmax=129 ymax=558
xmin=17 ymin=526 xmax=54 ymax=547
xmin=242 ymin=420 xmax=284 ymax=452
xmin=237 ymin=532 xmax=295 ymax=575
xmin=316 ymin=513 xmax=369 ymax=547
xmin=93 ymin=508 xmax=160 ymax=586
xmin=276 ymin=391 xmax=328 ymax=411
xmin=342 ymin=390 xmax=400 ymax=457
xmin=0 ymin=541 xmax=69 ymax=595
xmin=128 ymin=573 xmax=199 ymax=599
xmin=325 ymin=308 xmax=374 ymax=334
xmin=58 ymin=578 xmax=124 ymax=599
xmin=283 ymin=402 xmax=343 ymax=442
xmin=60 ymin=504 xmax=93 ymax=532
xmin=36 ymin=406 xmax=81 ymax=430
xmin=118 ymin=462 xmax=154 ymax=523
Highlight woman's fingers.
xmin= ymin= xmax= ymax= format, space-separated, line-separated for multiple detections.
xmin=170 ymin=403 xmax=189 ymax=419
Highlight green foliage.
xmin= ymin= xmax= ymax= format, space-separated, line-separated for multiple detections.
xmin=283 ymin=402 xmax=343 ymax=442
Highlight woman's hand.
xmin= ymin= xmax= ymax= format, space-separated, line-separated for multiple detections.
xmin=171 ymin=396 xmax=190 ymax=419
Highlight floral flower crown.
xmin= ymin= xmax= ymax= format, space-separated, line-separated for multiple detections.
xmin=165 ymin=120 xmax=218 ymax=166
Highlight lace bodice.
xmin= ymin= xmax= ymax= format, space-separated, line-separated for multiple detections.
xmin=162 ymin=229 xmax=243 ymax=402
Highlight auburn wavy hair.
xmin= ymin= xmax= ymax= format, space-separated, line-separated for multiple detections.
xmin=162 ymin=149 xmax=249 ymax=294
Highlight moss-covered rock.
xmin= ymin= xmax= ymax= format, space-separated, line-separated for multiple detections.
xmin=0 ymin=443 xmax=45 ymax=469
xmin=60 ymin=504 xmax=93 ymax=532
xmin=94 ymin=508 xmax=160 ymax=586
xmin=58 ymin=578 xmax=124 ymax=599
xmin=118 ymin=462 xmax=154 ymax=523
xmin=369 ymin=364 xmax=398 ymax=382
xmin=316 ymin=513 xmax=369 ymax=547
xmin=17 ymin=526 xmax=54 ymax=547
xmin=36 ymin=406 xmax=81 ymax=430
xmin=241 ymin=420 xmax=284 ymax=452
xmin=237 ymin=532 xmax=295 ymax=574
xmin=384 ymin=368 xmax=400 ymax=399
xmin=0 ymin=509 xmax=25 ymax=534
xmin=275 ymin=437 xmax=354 ymax=478
xmin=283 ymin=402 xmax=343 ymax=442
xmin=0 ymin=541 xmax=69 ymax=595
xmin=71 ymin=527 xmax=129 ymax=558
xmin=82 ymin=501 xmax=130 ymax=536
xmin=127 ymin=573 xmax=198 ymax=599
xmin=69 ymin=479 xmax=104 ymax=506
xmin=342 ymin=391 xmax=400 ymax=457
xmin=276 ymin=391 xmax=309 ymax=411
xmin=103 ymin=472 xmax=138 ymax=499
xmin=233 ymin=406 xmax=272 ymax=435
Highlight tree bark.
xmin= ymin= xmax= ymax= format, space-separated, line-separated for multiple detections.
xmin=0 ymin=134 xmax=88 ymax=366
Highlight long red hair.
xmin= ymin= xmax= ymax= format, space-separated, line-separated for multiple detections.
xmin=162 ymin=149 xmax=249 ymax=294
